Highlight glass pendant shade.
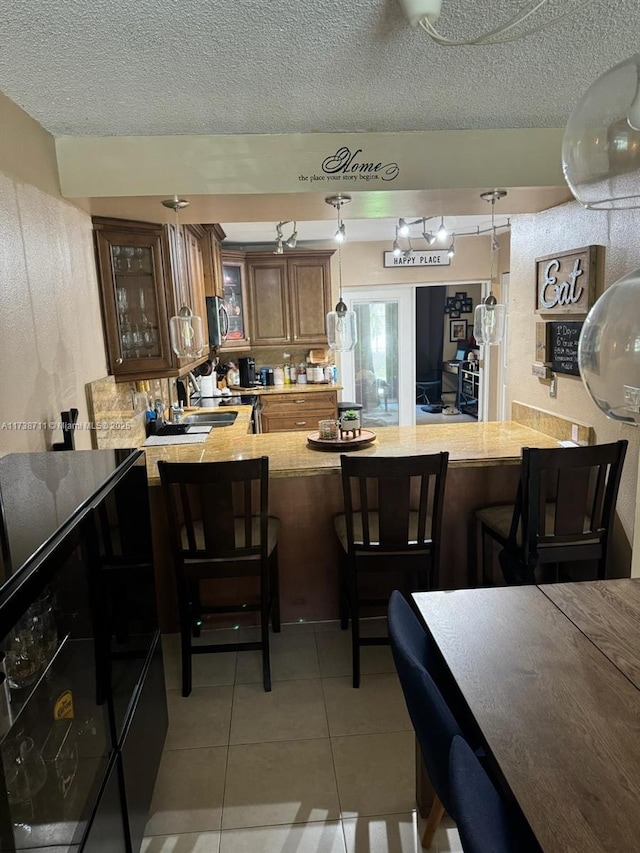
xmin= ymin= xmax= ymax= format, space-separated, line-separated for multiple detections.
xmin=327 ymin=299 xmax=357 ymax=352
xmin=170 ymin=306 xmax=204 ymax=358
xmin=473 ymin=300 xmax=506 ymax=345
xmin=578 ymin=269 xmax=640 ymax=424
xmin=563 ymin=54 xmax=640 ymax=209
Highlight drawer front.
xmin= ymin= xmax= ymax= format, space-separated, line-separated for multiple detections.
xmin=261 ymin=407 xmax=337 ymax=433
xmin=260 ymin=391 xmax=337 ymax=414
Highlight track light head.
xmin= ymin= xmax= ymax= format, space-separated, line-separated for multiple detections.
xmin=398 ymin=218 xmax=410 ymax=238
xmin=437 ymin=217 xmax=448 ymax=240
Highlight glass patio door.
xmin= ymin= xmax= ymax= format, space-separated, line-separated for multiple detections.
xmin=340 ymin=287 xmax=414 ymax=427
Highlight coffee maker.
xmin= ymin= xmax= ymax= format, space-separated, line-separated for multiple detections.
xmin=238 ymin=356 xmax=257 ymax=388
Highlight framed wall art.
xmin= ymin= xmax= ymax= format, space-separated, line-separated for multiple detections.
xmin=450 ymin=319 xmax=468 ymax=342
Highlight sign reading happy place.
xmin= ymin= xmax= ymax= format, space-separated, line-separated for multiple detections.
xmin=383 ymin=250 xmax=450 ymax=268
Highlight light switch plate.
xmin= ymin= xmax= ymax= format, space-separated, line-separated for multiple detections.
xmin=571 ymin=424 xmax=579 ymax=442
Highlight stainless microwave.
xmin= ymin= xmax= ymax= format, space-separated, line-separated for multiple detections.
xmin=206 ymin=296 xmax=229 ymax=348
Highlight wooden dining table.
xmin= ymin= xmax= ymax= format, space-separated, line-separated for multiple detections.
xmin=413 ymin=579 xmax=640 ymax=853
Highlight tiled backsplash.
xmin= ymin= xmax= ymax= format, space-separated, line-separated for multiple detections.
xmin=86 ymin=375 xmax=171 ymax=448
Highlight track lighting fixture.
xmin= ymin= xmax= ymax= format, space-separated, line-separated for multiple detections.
xmin=398 ymin=218 xmax=410 ymax=238
xmin=274 ymin=221 xmax=297 ymax=254
xmin=447 ymin=237 xmax=455 ymax=259
xmin=285 ymin=223 xmax=298 ymax=249
xmin=388 ymin=207 xmax=510 ymax=259
xmin=392 ymin=227 xmax=402 ymax=257
xmin=326 ymin=194 xmax=351 ymax=244
xmin=422 ymin=226 xmax=437 ymax=245
xmin=398 ymin=0 xmax=597 ymax=47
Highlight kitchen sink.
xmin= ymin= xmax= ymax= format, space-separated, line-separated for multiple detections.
xmin=182 ymin=411 xmax=238 ymax=427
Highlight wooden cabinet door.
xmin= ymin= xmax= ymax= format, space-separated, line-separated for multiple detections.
xmin=202 ymin=227 xmax=225 ymax=299
xmin=247 ymin=258 xmax=290 ymax=346
xmin=94 ymin=223 xmax=173 ymax=380
xmin=288 ymin=255 xmax=332 ymax=345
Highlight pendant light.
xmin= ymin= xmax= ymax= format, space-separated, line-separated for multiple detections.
xmin=474 ymin=190 xmax=507 ymax=345
xmin=325 ymin=195 xmax=357 ymax=352
xmin=162 ymin=196 xmax=204 ymax=359
xmin=561 ymin=55 xmax=640 ymax=424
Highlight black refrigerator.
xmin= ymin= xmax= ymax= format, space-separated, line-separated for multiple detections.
xmin=0 ymin=449 xmax=167 ymax=852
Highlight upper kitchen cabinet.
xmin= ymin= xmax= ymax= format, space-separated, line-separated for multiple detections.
xmin=220 ymin=250 xmax=251 ymax=350
xmin=93 ymin=218 xmax=173 ymax=380
xmin=93 ymin=217 xmax=211 ymax=381
xmin=246 ymin=250 xmax=333 ymax=348
xmin=201 ymin=224 xmax=225 ymax=299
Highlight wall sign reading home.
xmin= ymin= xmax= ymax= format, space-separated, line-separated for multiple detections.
xmin=535 ymin=245 xmax=601 ymax=316
xmin=298 ymin=147 xmax=400 ymax=184
xmin=383 ymin=250 xmax=450 ymax=267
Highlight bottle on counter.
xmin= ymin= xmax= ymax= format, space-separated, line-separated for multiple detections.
xmin=283 ymin=353 xmax=291 ymax=384
xmin=290 ymin=363 xmax=298 ymax=383
xmin=324 ymin=365 xmax=334 ymax=383
xmin=332 ymin=365 xmax=338 ymax=384
xmin=297 ymin=363 xmax=307 ymax=384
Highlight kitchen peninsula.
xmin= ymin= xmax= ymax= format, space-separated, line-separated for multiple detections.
xmin=144 ymin=408 xmax=575 ymax=631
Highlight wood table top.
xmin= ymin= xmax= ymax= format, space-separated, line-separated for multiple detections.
xmin=413 ymin=583 xmax=640 ymax=853
xmin=540 ymin=579 xmax=640 ymax=691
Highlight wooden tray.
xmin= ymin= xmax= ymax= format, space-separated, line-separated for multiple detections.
xmin=307 ymin=429 xmax=376 ymax=452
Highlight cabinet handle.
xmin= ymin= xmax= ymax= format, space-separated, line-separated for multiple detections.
xmin=295 ymin=421 xmax=307 ymax=426
xmin=115 ymin=357 xmax=123 ymax=364
xmin=294 ymin=399 xmax=306 ymax=404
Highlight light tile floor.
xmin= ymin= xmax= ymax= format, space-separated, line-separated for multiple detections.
xmin=142 ymin=619 xmax=463 ymax=853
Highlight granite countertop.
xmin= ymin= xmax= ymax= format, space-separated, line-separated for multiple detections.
xmin=229 ymin=384 xmax=342 ymax=395
xmin=142 ymin=419 xmax=561 ymax=485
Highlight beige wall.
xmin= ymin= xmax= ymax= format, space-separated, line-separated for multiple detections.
xmin=339 ymin=235 xmax=491 ymax=290
xmin=0 ymin=100 xmax=108 ymax=454
xmin=507 ymin=201 xmax=639 ymax=564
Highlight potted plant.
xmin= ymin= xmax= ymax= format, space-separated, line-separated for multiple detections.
xmin=339 ymin=408 xmax=361 ymax=438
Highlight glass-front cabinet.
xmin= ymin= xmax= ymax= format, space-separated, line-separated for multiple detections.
xmin=94 ymin=221 xmax=173 ymax=380
xmin=220 ymin=251 xmax=250 ymax=350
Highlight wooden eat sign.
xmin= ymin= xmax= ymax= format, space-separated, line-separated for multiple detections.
xmin=535 ymin=246 xmax=602 ymax=316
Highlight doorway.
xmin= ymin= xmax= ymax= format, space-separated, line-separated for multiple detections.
xmin=340 ymin=286 xmax=414 ymax=427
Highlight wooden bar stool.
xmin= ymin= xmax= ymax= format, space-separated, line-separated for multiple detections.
xmin=474 ymin=440 xmax=627 ymax=585
xmin=334 ymin=452 xmax=448 ymax=687
xmin=159 ymin=457 xmax=280 ymax=694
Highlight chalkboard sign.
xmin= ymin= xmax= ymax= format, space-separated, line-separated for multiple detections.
xmin=550 ymin=321 xmax=583 ymax=376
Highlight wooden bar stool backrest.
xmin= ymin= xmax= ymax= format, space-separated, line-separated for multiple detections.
xmin=515 ymin=440 xmax=627 ymax=575
xmin=159 ymin=457 xmax=269 ymax=577
xmin=340 ymin=452 xmax=448 ymax=585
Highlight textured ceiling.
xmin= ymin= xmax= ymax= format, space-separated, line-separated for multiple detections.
xmin=1 ymin=0 xmax=639 ymax=137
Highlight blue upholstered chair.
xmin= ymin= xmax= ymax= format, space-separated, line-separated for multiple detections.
xmin=449 ymin=735 xmax=539 ymax=853
xmin=388 ymin=590 xmax=463 ymax=849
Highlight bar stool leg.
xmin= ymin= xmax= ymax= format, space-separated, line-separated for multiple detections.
xmin=349 ymin=567 xmax=361 ymax=688
xmin=261 ymin=569 xmax=272 ymax=692
xmin=269 ymin=547 xmax=281 ymax=633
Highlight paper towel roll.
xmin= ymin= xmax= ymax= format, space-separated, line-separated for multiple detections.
xmin=200 ymin=375 xmax=215 ymax=397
